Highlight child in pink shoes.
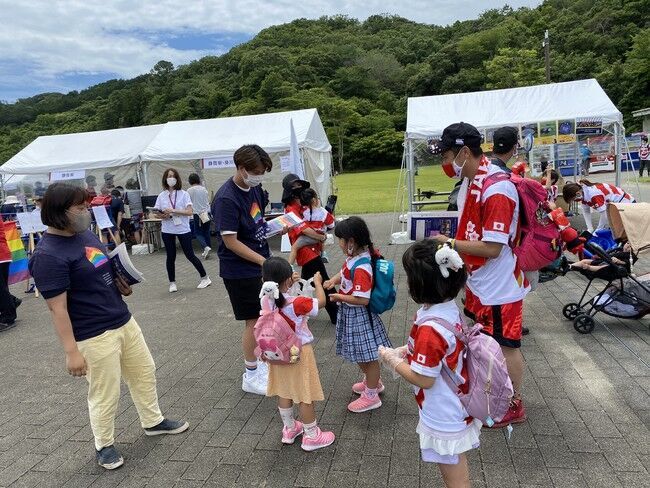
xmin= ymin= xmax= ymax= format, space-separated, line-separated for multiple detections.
xmin=262 ymin=257 xmax=335 ymax=451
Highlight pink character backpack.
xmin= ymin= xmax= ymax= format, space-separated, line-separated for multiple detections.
xmin=484 ymin=173 xmax=562 ymax=272
xmin=253 ymin=282 xmax=302 ymax=365
xmin=432 ymin=316 xmax=514 ymax=426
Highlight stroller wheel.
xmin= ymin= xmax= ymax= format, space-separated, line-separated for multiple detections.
xmin=573 ymin=314 xmax=595 ymax=334
xmin=563 ymin=303 xmax=582 ymax=320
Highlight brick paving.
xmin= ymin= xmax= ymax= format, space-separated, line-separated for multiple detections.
xmin=0 ymin=212 xmax=648 ymax=487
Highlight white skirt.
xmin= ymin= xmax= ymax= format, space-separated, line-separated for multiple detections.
xmin=417 ymin=418 xmax=482 ymax=456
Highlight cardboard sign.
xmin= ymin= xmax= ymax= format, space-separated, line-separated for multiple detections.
xmin=15 ymin=212 xmax=47 ymax=235
xmin=92 ymin=205 xmax=114 ymax=230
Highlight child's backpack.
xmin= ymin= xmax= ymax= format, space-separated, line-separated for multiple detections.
xmin=350 ymin=256 xmax=396 ymax=315
xmin=253 ymin=282 xmax=302 ymax=365
xmin=431 ymin=317 xmax=514 ymax=426
xmin=483 ymin=173 xmax=561 ymax=272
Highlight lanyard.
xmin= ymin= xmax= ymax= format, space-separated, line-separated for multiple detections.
xmin=168 ymin=190 xmax=177 ymax=209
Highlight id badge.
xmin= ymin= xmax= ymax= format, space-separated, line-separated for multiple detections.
xmin=172 ymin=216 xmax=182 ymax=226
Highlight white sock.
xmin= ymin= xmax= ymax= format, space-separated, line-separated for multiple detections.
xmin=304 ymin=420 xmax=318 ymax=439
xmin=244 ymin=360 xmax=258 ymax=378
xmin=278 ymin=407 xmax=295 ymax=429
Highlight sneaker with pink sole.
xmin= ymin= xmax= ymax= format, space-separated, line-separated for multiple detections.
xmin=348 ymin=390 xmax=382 ymax=413
xmin=281 ymin=420 xmax=304 ymax=444
xmin=301 ymin=427 xmax=335 ymax=451
xmin=352 ymin=378 xmax=385 ymax=395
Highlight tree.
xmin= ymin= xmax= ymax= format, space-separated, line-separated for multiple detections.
xmin=484 ymin=48 xmax=546 ymax=89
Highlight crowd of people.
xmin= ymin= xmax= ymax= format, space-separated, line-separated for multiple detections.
xmin=0 ymin=123 xmax=643 ymax=487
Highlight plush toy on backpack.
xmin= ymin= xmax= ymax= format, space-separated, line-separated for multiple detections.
xmin=254 ymin=282 xmax=302 ymax=364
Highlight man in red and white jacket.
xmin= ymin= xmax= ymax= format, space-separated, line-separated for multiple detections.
xmin=430 ymin=122 xmax=529 ymax=427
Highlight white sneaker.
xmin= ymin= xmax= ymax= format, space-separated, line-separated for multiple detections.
xmin=256 ymin=360 xmax=269 ymax=377
xmin=202 ymin=246 xmax=211 ymax=259
xmin=169 ymin=282 xmax=178 ymax=293
xmin=197 ymin=276 xmax=212 ymax=289
xmin=241 ymin=371 xmax=267 ymax=396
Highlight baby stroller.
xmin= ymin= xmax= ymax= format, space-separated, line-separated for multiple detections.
xmin=562 ymin=203 xmax=650 ymax=334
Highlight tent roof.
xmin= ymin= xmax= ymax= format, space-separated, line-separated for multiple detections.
xmin=140 ymin=108 xmax=330 ymax=162
xmin=406 ymin=79 xmax=622 ymax=140
xmin=1 ymin=124 xmax=164 ymax=175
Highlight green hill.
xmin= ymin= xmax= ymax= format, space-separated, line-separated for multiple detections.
xmin=1 ymin=0 xmax=648 ymax=170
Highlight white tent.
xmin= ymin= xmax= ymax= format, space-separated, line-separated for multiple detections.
xmin=404 ymin=79 xmax=625 ymax=212
xmin=0 ymin=109 xmax=332 ymax=203
xmin=140 ymin=108 xmax=331 ymax=202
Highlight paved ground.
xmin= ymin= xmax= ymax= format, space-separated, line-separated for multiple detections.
xmin=0 ymin=211 xmax=649 ymax=488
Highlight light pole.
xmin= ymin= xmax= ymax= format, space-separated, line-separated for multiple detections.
xmin=543 ymin=30 xmax=551 ymax=83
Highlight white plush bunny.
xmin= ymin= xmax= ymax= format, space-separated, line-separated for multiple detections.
xmin=259 ymin=281 xmax=280 ymax=311
xmin=435 ymin=244 xmax=464 ymax=278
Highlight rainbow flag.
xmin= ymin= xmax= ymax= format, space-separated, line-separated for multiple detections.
xmin=6 ymin=221 xmax=30 ymax=285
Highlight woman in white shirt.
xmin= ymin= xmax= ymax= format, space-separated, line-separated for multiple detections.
xmin=154 ymin=169 xmax=211 ymax=293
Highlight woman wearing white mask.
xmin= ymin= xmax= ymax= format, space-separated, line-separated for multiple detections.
xmin=212 ymin=145 xmax=273 ymax=396
xmin=154 ymin=168 xmax=210 ymax=293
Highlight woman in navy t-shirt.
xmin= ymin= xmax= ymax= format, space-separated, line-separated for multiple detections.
xmin=212 ymin=145 xmax=273 ymax=397
xmin=29 ymin=183 xmax=189 ymax=471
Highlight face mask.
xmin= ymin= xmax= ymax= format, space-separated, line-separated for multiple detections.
xmin=166 ymin=177 xmax=177 ymax=188
xmin=442 ymin=149 xmax=468 ymax=179
xmin=67 ymin=209 xmax=91 ymax=233
xmin=243 ymin=170 xmax=264 ymax=187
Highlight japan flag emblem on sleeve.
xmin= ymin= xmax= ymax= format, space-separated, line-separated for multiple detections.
xmin=417 ymin=353 xmax=427 ymax=364
xmin=493 ymin=222 xmax=505 ymax=232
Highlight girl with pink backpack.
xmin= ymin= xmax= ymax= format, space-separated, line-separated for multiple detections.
xmin=379 ymin=240 xmax=486 ymax=488
xmin=260 ymin=257 xmax=335 ymax=451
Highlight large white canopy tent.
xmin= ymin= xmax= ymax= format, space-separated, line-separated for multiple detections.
xmin=0 ymin=124 xmax=164 ymax=197
xmin=139 ymin=108 xmax=332 ymax=203
xmin=404 ymin=79 xmax=627 ymax=212
xmin=1 ymin=109 xmax=332 ymax=204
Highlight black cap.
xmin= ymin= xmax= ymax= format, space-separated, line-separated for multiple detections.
xmin=492 ymin=126 xmax=519 ymax=154
xmin=281 ymin=173 xmax=310 ymax=204
xmin=428 ymin=122 xmax=483 ymax=155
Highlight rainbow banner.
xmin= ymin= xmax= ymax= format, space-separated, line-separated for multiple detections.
xmin=6 ymin=221 xmax=30 ymax=285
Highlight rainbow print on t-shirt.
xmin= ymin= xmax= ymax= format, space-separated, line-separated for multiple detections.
xmin=85 ymin=247 xmax=109 ymax=268
xmin=249 ymin=202 xmax=263 ymax=223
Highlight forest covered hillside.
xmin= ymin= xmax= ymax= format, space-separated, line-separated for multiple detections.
xmin=0 ymin=0 xmax=648 ymax=170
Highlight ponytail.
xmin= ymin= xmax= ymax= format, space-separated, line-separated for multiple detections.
xmin=275 ymin=292 xmax=286 ymax=310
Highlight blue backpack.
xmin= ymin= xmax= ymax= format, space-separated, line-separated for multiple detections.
xmin=350 ymin=256 xmax=396 ymax=315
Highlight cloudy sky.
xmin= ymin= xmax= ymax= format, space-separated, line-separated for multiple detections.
xmin=0 ymin=0 xmax=542 ymax=102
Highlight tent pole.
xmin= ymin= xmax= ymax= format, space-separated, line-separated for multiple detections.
xmin=614 ymin=123 xmax=621 ymax=187
xmin=407 ymin=139 xmax=415 ymax=213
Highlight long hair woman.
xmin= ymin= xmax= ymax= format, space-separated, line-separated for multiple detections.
xmin=153 ymin=168 xmax=211 ymax=293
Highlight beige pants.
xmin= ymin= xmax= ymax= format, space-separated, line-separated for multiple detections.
xmin=77 ymin=317 xmax=164 ymax=450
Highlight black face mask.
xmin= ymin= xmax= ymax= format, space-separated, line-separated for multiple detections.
xmin=291 ymin=187 xmax=304 ymax=197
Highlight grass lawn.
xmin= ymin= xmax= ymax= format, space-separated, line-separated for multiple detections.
xmin=334 ymin=165 xmax=454 ymax=214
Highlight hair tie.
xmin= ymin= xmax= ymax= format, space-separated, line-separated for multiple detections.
xmin=435 ymin=243 xmax=464 ymax=278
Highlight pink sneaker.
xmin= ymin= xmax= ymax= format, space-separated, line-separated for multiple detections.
xmin=347 ymin=390 xmax=382 ymax=413
xmin=352 ymin=378 xmax=385 ymax=395
xmin=301 ymin=427 xmax=335 ymax=452
xmin=281 ymin=420 xmax=304 ymax=444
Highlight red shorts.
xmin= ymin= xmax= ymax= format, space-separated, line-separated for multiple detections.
xmin=464 ymin=288 xmax=523 ymax=348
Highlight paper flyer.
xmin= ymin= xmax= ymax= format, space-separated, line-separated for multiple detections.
xmin=265 ymin=212 xmax=303 ymax=238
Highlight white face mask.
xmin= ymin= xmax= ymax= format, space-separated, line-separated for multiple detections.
xmin=166 ymin=177 xmax=177 ymax=188
xmin=451 ymin=155 xmax=467 ymax=179
xmin=243 ymin=169 xmax=265 ymax=187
